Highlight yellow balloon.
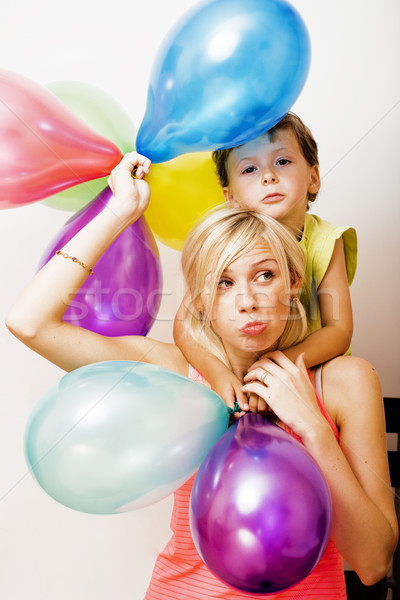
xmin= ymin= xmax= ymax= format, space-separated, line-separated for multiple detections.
xmin=145 ymin=152 xmax=224 ymax=250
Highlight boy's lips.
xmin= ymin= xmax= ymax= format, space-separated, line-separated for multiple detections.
xmin=261 ymin=193 xmax=284 ymax=203
xmin=240 ymin=321 xmax=267 ymax=336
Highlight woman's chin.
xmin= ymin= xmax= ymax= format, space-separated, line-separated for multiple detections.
xmin=241 ymin=338 xmax=273 ymax=355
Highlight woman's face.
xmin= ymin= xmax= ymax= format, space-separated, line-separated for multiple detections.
xmin=208 ymin=246 xmax=295 ymax=363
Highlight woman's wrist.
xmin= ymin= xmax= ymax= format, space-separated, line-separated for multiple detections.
xmin=105 ymin=196 xmax=145 ymax=228
xmin=60 ymin=204 xmax=132 ymax=271
xmin=300 ymin=415 xmax=336 ymax=454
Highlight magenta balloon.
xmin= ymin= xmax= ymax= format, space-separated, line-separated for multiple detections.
xmin=38 ymin=187 xmax=162 ymax=336
xmin=190 ymin=413 xmax=332 ymax=594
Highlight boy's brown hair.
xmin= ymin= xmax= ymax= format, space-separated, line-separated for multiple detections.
xmin=212 ymin=112 xmax=319 ymax=204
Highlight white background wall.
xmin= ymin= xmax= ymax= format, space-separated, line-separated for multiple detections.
xmin=0 ymin=1 xmax=399 ymax=598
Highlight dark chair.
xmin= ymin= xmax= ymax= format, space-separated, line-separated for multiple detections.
xmin=345 ymin=397 xmax=400 ymax=600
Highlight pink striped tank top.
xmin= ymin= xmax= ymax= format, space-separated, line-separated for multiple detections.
xmin=144 ymin=366 xmax=346 ymax=600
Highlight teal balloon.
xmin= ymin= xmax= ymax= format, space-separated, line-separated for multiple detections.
xmin=25 ymin=361 xmax=229 ymax=514
xmin=136 ymin=0 xmax=311 ymax=162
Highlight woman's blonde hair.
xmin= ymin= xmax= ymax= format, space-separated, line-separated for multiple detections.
xmin=181 ymin=206 xmax=307 ymax=369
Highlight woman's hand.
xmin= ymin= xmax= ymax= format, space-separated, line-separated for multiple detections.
xmin=242 ymin=351 xmax=327 ymax=440
xmin=107 ymin=151 xmax=151 ymax=224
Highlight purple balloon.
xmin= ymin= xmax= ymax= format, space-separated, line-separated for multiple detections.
xmin=38 ymin=187 xmax=162 ymax=336
xmin=190 ymin=413 xmax=332 ymax=594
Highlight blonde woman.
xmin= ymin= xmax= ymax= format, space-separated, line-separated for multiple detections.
xmin=6 ymin=153 xmax=397 ymax=599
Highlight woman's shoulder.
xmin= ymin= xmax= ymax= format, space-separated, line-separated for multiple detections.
xmin=321 ymin=356 xmax=382 ymax=427
xmin=323 ymin=355 xmax=380 ymax=387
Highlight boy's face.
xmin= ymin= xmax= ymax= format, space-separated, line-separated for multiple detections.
xmin=223 ymin=129 xmax=320 ymax=230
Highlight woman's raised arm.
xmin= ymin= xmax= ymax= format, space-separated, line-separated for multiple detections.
xmin=6 ymin=153 xmax=187 ymax=376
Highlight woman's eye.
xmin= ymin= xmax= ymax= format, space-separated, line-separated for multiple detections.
xmin=217 ymin=279 xmax=233 ymax=288
xmin=256 ymin=271 xmax=274 ymax=282
xmin=276 ymin=158 xmax=291 ymax=166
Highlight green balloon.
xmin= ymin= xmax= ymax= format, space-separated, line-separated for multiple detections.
xmin=42 ymin=81 xmax=136 ymax=211
xmin=41 ymin=177 xmax=108 ymax=212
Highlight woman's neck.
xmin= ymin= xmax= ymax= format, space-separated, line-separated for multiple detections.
xmin=228 ymin=351 xmax=263 ymax=382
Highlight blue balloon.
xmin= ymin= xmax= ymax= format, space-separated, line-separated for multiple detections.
xmin=136 ymin=0 xmax=311 ymax=163
xmin=25 ymin=361 xmax=229 ymax=514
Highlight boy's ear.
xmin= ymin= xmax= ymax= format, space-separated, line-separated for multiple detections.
xmin=223 ymin=187 xmax=238 ymax=206
xmin=308 ymin=165 xmax=320 ymax=194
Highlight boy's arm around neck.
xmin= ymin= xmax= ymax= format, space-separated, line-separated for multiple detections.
xmin=173 ymin=295 xmax=248 ymax=409
xmin=283 ymin=238 xmax=353 ymax=367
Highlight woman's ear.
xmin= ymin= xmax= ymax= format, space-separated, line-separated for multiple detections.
xmin=290 ymin=273 xmax=301 ymax=298
xmin=190 ymin=290 xmax=204 ymax=313
xmin=308 ymin=165 xmax=320 ymax=195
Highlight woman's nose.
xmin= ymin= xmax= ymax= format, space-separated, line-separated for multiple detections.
xmin=236 ymin=287 xmax=258 ymax=312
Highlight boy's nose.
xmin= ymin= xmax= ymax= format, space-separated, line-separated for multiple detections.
xmin=262 ymin=167 xmax=278 ymax=184
xmin=263 ymin=174 xmax=277 ymax=184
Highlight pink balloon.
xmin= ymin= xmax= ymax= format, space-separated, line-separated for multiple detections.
xmin=38 ymin=187 xmax=162 ymax=337
xmin=0 ymin=70 xmax=123 ymax=209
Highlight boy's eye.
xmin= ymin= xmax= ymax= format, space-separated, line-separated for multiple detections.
xmin=276 ymin=158 xmax=291 ymax=166
xmin=242 ymin=166 xmax=257 ymax=174
xmin=217 ymin=279 xmax=233 ymax=289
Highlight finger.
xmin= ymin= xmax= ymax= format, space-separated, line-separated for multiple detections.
xmin=234 ymin=387 xmax=250 ymax=411
xmin=247 ymin=357 xmax=276 ymax=372
xmin=256 ymin=397 xmax=269 ymax=415
xmin=220 ymin=388 xmax=236 ymax=410
xmin=247 ymin=361 xmax=259 ymax=373
xmin=119 ymin=153 xmax=151 ymax=178
xmin=263 ymin=350 xmax=298 ymax=370
xmin=248 ymin=392 xmax=260 ymax=413
xmin=126 ymin=152 xmax=151 ymax=174
xmin=295 ymin=352 xmax=307 ymax=374
xmin=247 ymin=350 xmax=277 ymax=372
xmin=135 ymin=153 xmax=151 ymax=172
xmin=242 ymin=385 xmax=276 ymax=418
xmin=253 ymin=353 xmax=301 ymax=379
xmin=230 ymin=410 xmax=245 ymax=423
xmin=243 ymin=367 xmax=270 ymax=385
xmin=242 ymin=381 xmax=271 ymax=404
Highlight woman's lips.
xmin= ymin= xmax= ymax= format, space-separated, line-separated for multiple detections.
xmin=240 ymin=321 xmax=267 ymax=336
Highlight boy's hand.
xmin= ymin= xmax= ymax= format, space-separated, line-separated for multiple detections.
xmin=247 ymin=391 xmax=275 ymax=416
xmin=246 ymin=351 xmax=278 ymax=415
xmin=210 ymin=371 xmax=249 ymax=413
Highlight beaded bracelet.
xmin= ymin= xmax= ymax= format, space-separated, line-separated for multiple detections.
xmin=55 ymin=250 xmax=94 ymax=275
